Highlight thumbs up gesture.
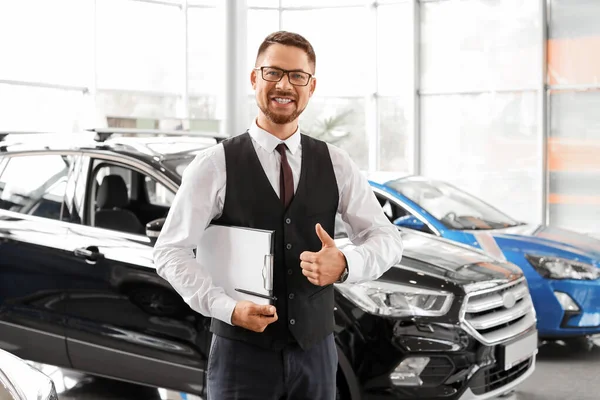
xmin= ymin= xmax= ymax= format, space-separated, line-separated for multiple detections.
xmin=299 ymin=223 xmax=347 ymax=286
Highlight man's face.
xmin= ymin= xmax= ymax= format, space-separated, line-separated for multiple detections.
xmin=251 ymin=43 xmax=316 ymax=125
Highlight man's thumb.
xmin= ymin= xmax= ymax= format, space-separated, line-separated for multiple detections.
xmin=261 ymin=305 xmax=276 ymax=315
xmin=316 ymin=223 xmax=335 ymax=247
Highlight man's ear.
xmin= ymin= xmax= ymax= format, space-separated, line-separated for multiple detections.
xmin=250 ymin=69 xmax=257 ymax=89
xmin=309 ymin=77 xmax=317 ymax=98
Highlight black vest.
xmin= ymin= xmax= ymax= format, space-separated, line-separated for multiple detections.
xmin=210 ymin=132 xmax=339 ymax=350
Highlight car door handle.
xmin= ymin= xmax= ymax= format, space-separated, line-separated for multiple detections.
xmin=74 ymin=246 xmax=104 ymax=263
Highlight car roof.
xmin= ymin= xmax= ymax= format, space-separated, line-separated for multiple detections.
xmin=0 ymin=128 xmax=224 ymax=161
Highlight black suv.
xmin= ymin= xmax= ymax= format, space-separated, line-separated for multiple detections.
xmin=0 ymin=129 xmax=537 ymax=399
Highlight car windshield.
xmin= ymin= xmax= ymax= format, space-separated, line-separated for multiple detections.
xmin=386 ymin=178 xmax=521 ymax=230
xmin=163 ymin=155 xmax=196 ymax=177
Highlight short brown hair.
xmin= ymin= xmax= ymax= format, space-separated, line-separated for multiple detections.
xmin=255 ymin=31 xmax=316 ymax=71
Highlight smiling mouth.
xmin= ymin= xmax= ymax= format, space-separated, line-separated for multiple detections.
xmin=271 ymin=97 xmax=295 ymax=105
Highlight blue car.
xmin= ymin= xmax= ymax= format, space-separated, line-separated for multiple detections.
xmin=368 ymin=174 xmax=600 ymax=339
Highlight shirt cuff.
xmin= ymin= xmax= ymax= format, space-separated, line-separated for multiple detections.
xmin=340 ymin=246 xmax=365 ymax=284
xmin=210 ymin=294 xmax=238 ymax=325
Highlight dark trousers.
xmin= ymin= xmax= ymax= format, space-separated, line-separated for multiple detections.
xmin=206 ymin=334 xmax=338 ymax=400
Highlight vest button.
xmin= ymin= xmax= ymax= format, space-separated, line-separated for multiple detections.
xmin=288 ymin=269 xmax=293 ymax=275
xmin=286 ymin=243 xmax=292 ymax=250
xmin=285 ymin=218 xmax=292 ymax=224
xmin=289 ymin=319 xmax=296 ymax=325
xmin=288 ymin=293 xmax=294 ymax=300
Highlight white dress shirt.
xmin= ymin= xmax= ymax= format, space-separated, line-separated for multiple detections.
xmin=153 ymin=119 xmax=404 ymax=325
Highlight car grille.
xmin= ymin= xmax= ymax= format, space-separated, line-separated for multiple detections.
xmin=462 ymin=278 xmax=536 ymax=344
xmin=468 ymin=358 xmax=533 ymax=395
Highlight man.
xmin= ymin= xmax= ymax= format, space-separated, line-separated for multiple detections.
xmin=153 ymin=31 xmax=403 ymax=399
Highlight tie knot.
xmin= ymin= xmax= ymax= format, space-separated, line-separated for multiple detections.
xmin=276 ymin=143 xmax=287 ymax=156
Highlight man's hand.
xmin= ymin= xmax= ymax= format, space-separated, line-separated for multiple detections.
xmin=299 ymin=223 xmax=347 ymax=286
xmin=231 ymin=301 xmax=278 ymax=333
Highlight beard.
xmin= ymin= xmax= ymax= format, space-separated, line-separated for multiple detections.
xmin=258 ymin=91 xmax=306 ymax=125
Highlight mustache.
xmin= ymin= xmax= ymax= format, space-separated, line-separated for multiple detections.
xmin=269 ymin=90 xmax=297 ymax=100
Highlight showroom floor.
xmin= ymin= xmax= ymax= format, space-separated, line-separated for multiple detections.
xmin=41 ymin=338 xmax=599 ymax=400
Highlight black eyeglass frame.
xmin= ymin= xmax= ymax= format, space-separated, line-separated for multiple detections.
xmin=253 ymin=66 xmax=315 ymax=87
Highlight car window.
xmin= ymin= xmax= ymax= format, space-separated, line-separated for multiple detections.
xmin=374 ymin=192 xmax=411 ymax=222
xmin=89 ymin=161 xmax=175 ymax=235
xmin=94 ymin=165 xmax=133 ymax=198
xmin=374 ymin=192 xmax=435 ymax=234
xmin=62 ymin=154 xmax=88 ymax=225
xmin=387 ymin=178 xmax=520 ymax=229
xmin=0 ymin=154 xmax=72 ymax=220
xmin=145 ymin=177 xmax=175 ymax=207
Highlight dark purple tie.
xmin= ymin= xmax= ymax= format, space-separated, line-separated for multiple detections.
xmin=276 ymin=143 xmax=294 ymax=208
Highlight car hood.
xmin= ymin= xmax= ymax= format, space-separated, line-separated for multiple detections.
xmin=364 ymin=230 xmax=523 ymax=287
xmin=479 ymin=224 xmax=600 ymax=263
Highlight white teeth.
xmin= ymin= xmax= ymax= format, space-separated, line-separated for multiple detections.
xmin=274 ymin=98 xmax=292 ymax=104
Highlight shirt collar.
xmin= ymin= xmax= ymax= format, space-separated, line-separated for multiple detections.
xmin=248 ymin=118 xmax=301 ymax=155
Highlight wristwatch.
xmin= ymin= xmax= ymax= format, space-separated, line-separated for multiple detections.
xmin=337 ymin=265 xmax=349 ymax=283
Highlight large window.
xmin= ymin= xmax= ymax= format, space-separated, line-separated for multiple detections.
xmin=420 ymin=0 xmax=542 ymax=225
xmin=96 ymin=0 xmax=183 ymax=93
xmin=2 ymin=0 xmax=600 ymax=233
xmin=421 ymin=0 xmax=540 ymax=92
xmin=548 ymin=0 xmax=600 ymax=86
xmin=188 ymin=7 xmax=224 ymax=96
xmin=377 ymin=2 xmax=412 ymax=172
xmin=421 ymin=92 xmax=540 ymax=224
xmin=0 ymin=154 xmax=72 ymax=220
xmin=379 ymin=97 xmax=409 ymax=172
xmin=547 ymin=0 xmax=600 ymax=233
xmin=96 ymin=91 xmax=181 ymax=122
xmin=548 ymin=90 xmax=600 ymax=232
xmin=0 ymin=0 xmax=93 ymax=87
xmin=0 ymin=84 xmax=88 ymax=132
xmin=301 ymin=97 xmax=367 ymax=169
xmin=0 ymin=0 xmax=224 ymax=132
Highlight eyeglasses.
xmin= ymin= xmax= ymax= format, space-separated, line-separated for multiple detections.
xmin=254 ymin=66 xmax=314 ymax=87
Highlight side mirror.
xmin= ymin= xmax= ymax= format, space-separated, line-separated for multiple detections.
xmin=393 ymin=215 xmax=426 ymax=231
xmin=146 ymin=217 xmax=166 ymax=245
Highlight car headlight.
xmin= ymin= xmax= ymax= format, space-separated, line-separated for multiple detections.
xmin=526 ymin=255 xmax=600 ymax=280
xmin=0 ymin=351 xmax=58 ymax=400
xmin=336 ymin=280 xmax=454 ymax=317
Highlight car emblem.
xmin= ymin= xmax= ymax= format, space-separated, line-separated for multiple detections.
xmin=502 ymin=292 xmax=517 ymax=309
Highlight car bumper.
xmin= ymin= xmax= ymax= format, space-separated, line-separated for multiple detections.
xmin=458 ymin=357 xmax=535 ymax=400
xmin=350 ymin=322 xmax=537 ymax=400
xmin=533 ymin=278 xmax=600 ymax=337
xmin=460 ymin=356 xmax=535 ymax=400
xmin=360 ymin=354 xmax=535 ymax=400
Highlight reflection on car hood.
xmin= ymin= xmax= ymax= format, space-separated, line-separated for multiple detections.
xmin=398 ymin=230 xmax=522 ymax=283
xmin=334 ymin=231 xmax=522 ymax=286
xmin=484 ymin=224 xmax=600 ymax=262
